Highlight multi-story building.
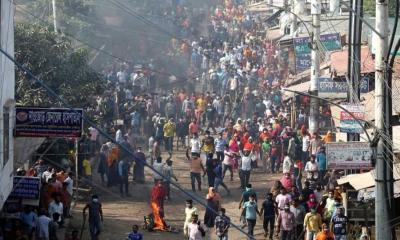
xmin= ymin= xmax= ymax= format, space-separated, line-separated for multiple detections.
xmin=0 ymin=0 xmax=15 ymax=210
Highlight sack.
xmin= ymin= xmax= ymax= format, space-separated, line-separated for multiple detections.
xmin=144 ymin=214 xmax=155 ymax=231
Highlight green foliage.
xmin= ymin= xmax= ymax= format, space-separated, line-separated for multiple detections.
xmin=15 ymin=23 xmax=106 ymax=108
xmin=24 ymin=0 xmax=94 ymax=36
xmin=364 ymin=0 xmax=397 ymax=17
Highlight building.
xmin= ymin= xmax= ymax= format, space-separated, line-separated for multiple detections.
xmin=0 ymin=0 xmax=15 ymax=210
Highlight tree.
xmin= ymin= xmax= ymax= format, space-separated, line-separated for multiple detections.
xmin=364 ymin=0 xmax=397 ymax=17
xmin=15 ymin=23 xmax=106 ymax=108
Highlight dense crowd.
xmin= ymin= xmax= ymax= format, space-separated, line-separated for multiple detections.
xmin=1 ymin=0 xmax=364 ymax=240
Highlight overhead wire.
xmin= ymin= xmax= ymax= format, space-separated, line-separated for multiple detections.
xmin=0 ymin=46 xmax=253 ymax=238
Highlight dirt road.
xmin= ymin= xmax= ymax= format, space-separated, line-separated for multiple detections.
xmin=68 ymin=148 xmax=280 ymax=240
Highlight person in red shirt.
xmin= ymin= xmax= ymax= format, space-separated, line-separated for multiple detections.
xmin=243 ymin=137 xmax=255 ymax=152
xmin=188 ymin=119 xmax=199 ymax=137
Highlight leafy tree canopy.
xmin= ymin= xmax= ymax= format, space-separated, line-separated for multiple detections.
xmin=15 ymin=23 xmax=106 ymax=108
xmin=364 ymin=0 xmax=397 ymax=17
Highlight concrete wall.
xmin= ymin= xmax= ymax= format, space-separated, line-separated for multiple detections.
xmin=0 ymin=0 xmax=15 ymax=210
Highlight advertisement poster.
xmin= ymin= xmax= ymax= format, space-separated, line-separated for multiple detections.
xmin=326 ymin=142 xmax=373 ymax=169
xmin=339 ymin=104 xmax=365 ymax=133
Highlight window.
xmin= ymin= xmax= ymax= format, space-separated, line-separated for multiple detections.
xmin=3 ymin=106 xmax=9 ymax=167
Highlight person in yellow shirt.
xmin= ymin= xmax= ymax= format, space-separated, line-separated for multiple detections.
xmin=196 ymin=96 xmax=206 ymax=126
xmin=304 ymin=208 xmax=323 ymax=240
xmin=82 ymin=158 xmax=92 ymax=187
xmin=163 ymin=118 xmax=176 ymax=155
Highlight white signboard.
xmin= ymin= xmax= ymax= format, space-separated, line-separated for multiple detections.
xmin=339 ymin=104 xmax=365 ymax=133
xmin=326 ymin=142 xmax=373 ymax=169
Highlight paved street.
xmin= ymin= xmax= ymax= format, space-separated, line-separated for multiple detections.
xmin=70 ymin=148 xmax=281 ymax=240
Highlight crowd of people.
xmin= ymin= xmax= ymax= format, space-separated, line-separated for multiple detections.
xmin=1 ymin=0 xmax=365 ymax=240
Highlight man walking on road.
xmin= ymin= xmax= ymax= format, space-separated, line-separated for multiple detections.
xmin=260 ymin=193 xmax=277 ymax=240
xmin=215 ymin=208 xmax=230 ymax=240
xmin=83 ymin=194 xmax=103 ymax=240
xmin=276 ymin=203 xmax=295 ymax=240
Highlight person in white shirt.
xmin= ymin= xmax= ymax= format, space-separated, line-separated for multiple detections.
xmin=152 ymin=157 xmax=164 ymax=183
xmin=239 ymin=150 xmax=253 ymax=190
xmin=115 ymin=128 xmax=124 ymax=144
xmin=116 ymin=69 xmax=127 ymax=84
xmin=36 ymin=209 xmax=52 ymax=240
xmin=282 ymin=155 xmax=293 ymax=174
xmin=301 ymin=134 xmax=311 ymax=165
xmin=42 ymin=167 xmax=55 ymax=183
xmin=48 ymin=194 xmax=64 ymax=225
xmin=188 ymin=214 xmax=207 ymax=240
xmin=304 ymin=155 xmax=319 ymax=180
xmin=64 ymin=172 xmax=74 ymax=196
xmin=184 ymin=199 xmax=198 ymax=236
xmin=190 ymin=134 xmax=201 ymax=155
xmin=275 ymin=188 xmax=292 ymax=212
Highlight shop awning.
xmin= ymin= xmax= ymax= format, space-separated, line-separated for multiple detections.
xmin=337 ymin=163 xmax=400 ymax=197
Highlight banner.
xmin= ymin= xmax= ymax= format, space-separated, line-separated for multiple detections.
xmin=339 ymin=104 xmax=365 ymax=133
xmin=15 ymin=107 xmax=83 ymax=138
xmin=293 ymin=33 xmax=342 ymax=72
xmin=326 ymin=142 xmax=373 ymax=169
xmin=9 ymin=177 xmax=41 ymax=200
xmin=318 ymin=77 xmax=370 ymax=98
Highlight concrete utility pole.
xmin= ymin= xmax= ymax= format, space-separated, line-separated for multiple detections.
xmin=52 ymin=0 xmax=58 ymax=33
xmin=374 ymin=0 xmax=390 ymax=237
xmin=309 ymin=0 xmax=320 ymax=134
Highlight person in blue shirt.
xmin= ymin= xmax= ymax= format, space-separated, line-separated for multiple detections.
xmin=213 ymin=159 xmax=230 ymax=195
xmin=241 ymin=194 xmax=260 ymax=238
xmin=316 ymin=147 xmax=327 ymax=187
xmin=214 ymin=131 xmax=227 ymax=162
xmin=128 ymin=225 xmax=143 ymax=240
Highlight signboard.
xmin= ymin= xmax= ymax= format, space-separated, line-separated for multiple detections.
xmin=326 ymin=142 xmax=373 ymax=169
xmin=318 ymin=77 xmax=348 ymax=98
xmin=339 ymin=104 xmax=365 ymax=133
xmin=293 ymin=33 xmax=342 ymax=72
xmin=9 ymin=177 xmax=41 ymax=200
xmin=318 ymin=77 xmax=370 ymax=98
xmin=15 ymin=107 xmax=83 ymax=138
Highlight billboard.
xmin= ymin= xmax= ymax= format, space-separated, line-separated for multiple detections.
xmin=15 ymin=107 xmax=83 ymax=138
xmin=293 ymin=33 xmax=342 ymax=72
xmin=339 ymin=104 xmax=365 ymax=133
xmin=326 ymin=142 xmax=373 ymax=169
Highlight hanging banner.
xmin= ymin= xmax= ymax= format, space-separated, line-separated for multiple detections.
xmin=339 ymin=104 xmax=365 ymax=133
xmin=326 ymin=142 xmax=373 ymax=169
xmin=293 ymin=33 xmax=342 ymax=72
xmin=15 ymin=107 xmax=83 ymax=138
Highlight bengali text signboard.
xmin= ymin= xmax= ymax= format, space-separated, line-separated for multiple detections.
xmin=294 ymin=33 xmax=342 ymax=72
xmin=318 ymin=77 xmax=370 ymax=98
xmin=339 ymin=104 xmax=365 ymax=133
xmin=9 ymin=177 xmax=41 ymax=200
xmin=15 ymin=107 xmax=83 ymax=138
xmin=326 ymin=142 xmax=372 ymax=169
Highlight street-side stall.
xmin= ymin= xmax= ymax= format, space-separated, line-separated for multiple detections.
xmin=337 ymin=164 xmax=400 ymax=239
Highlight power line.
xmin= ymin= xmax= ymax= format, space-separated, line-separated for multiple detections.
xmin=0 ymin=46 xmax=253 ymax=238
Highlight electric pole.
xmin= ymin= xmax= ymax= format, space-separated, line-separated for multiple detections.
xmin=374 ymin=0 xmax=390 ymax=238
xmin=52 ymin=0 xmax=58 ymax=33
xmin=347 ymin=0 xmax=363 ymax=141
xmin=309 ymin=0 xmax=320 ymax=134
